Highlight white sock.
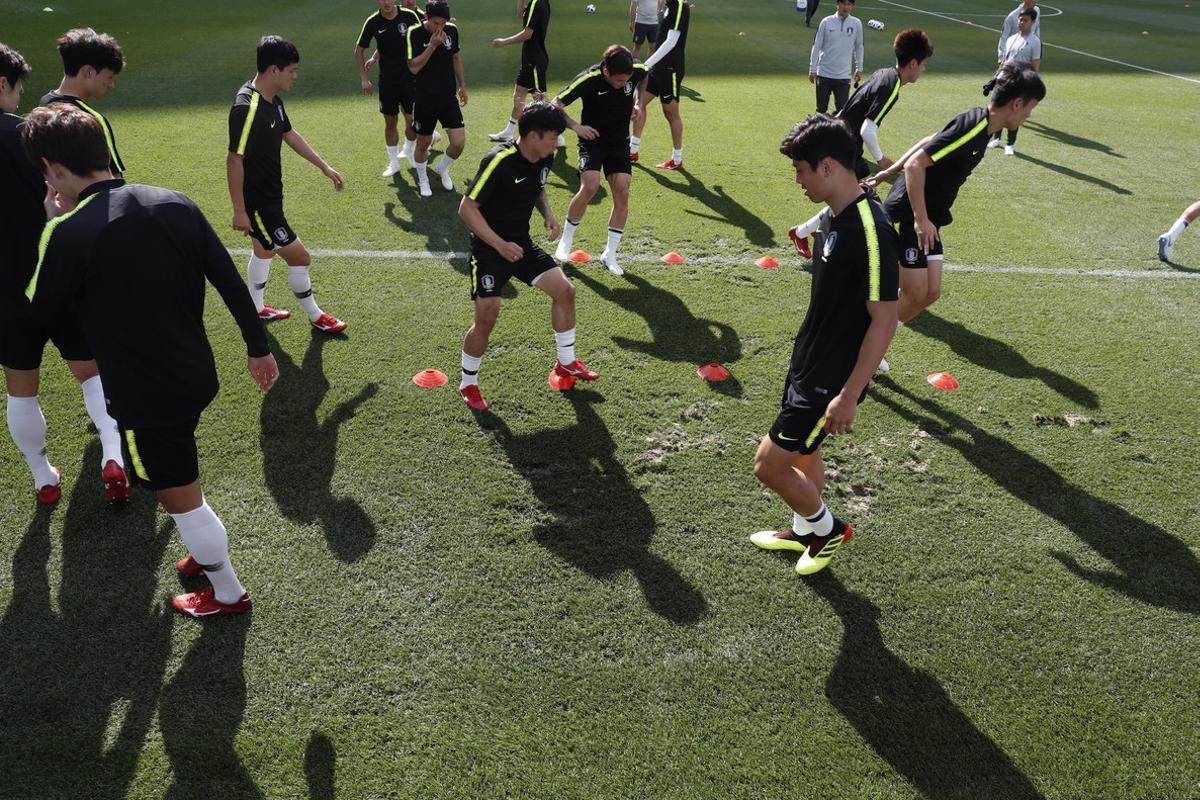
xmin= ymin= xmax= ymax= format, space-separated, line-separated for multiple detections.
xmin=672 ymin=148 xmax=683 ymax=163
xmin=794 ymin=212 xmax=825 ymax=239
xmin=246 ymin=254 xmax=273 ymax=312
xmin=501 ymin=117 xmax=517 ymax=136
xmin=1167 ymin=217 xmax=1188 ymax=244
xmin=171 ymin=502 xmax=247 ymax=604
xmin=80 ymin=375 xmax=122 ymax=467
xmin=435 ymin=154 xmax=456 ymax=173
xmin=6 ymin=395 xmax=57 ymax=488
xmin=562 ymin=218 xmax=580 ymax=248
xmin=386 ymin=145 xmax=400 ymax=165
xmin=460 ymin=351 xmax=481 ymax=388
xmin=555 ymin=328 xmax=576 ymax=365
xmin=629 ymin=135 xmax=641 ymax=154
xmin=288 ymin=266 xmax=324 ymax=322
xmin=793 ymin=511 xmax=815 ymax=535
xmin=403 ymin=137 xmax=416 ymax=160
xmin=414 ymin=159 xmax=429 ymax=185
xmin=606 ymin=227 xmax=623 ymax=255
xmin=805 ymin=503 xmax=835 ymax=537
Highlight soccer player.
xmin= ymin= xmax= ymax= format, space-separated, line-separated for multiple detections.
xmin=835 ymin=28 xmax=933 ymax=179
xmin=488 ymin=0 xmax=552 ymax=143
xmin=457 ymin=101 xmax=599 ymax=411
xmin=865 ymin=64 xmax=1046 ymax=324
xmin=407 ymin=1 xmax=469 ymax=197
xmin=808 ymin=0 xmax=864 ymax=116
xmin=1 ymin=43 xmax=129 ymax=505
xmin=987 ymin=7 xmax=1040 ymax=155
xmin=750 ymin=115 xmax=899 ymax=576
xmin=553 ymin=45 xmax=647 ymax=275
xmin=629 ymin=0 xmax=689 ymax=169
xmin=38 ymin=28 xmax=126 ymax=176
xmin=1158 ymin=201 xmax=1200 ymax=263
xmin=629 ymin=0 xmax=663 ymax=61
xmin=22 ymin=104 xmax=280 ymax=616
xmin=355 ymin=0 xmax=427 ymax=176
xmin=228 ymin=36 xmax=347 ymax=333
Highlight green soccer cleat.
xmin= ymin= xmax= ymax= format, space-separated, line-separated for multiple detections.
xmin=794 ymin=520 xmax=853 ymax=575
xmin=750 ymin=529 xmax=811 ymax=553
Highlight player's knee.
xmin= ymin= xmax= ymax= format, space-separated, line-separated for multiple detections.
xmin=752 ymin=452 xmax=778 ymax=486
xmin=557 ymin=280 xmax=576 ymax=305
xmin=924 ymin=285 xmax=942 ymax=305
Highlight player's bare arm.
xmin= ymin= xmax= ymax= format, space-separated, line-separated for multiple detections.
xmin=825 ymin=299 xmax=898 ymax=434
xmin=459 ymin=196 xmax=523 ymax=261
xmin=902 ymin=151 xmax=937 ymax=252
xmin=453 ymin=53 xmax=468 ymax=105
xmin=494 ymin=27 xmax=533 ymax=48
xmin=282 ymin=130 xmax=344 ymax=190
xmin=536 ymin=190 xmax=560 ymax=240
xmin=354 ymin=46 xmax=374 ymax=94
xmin=225 ymin=153 xmax=251 ymax=233
xmin=554 ymin=100 xmax=597 ymax=140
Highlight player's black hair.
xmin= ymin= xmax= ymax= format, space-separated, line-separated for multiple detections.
xmin=602 ymin=45 xmax=634 ymax=76
xmin=518 ymin=100 xmax=567 ymax=136
xmin=893 ymin=29 xmax=933 ymax=67
xmin=425 ymin=1 xmax=451 ymax=20
xmin=1020 ymin=7 xmax=1038 ymax=21
xmin=56 ymin=28 xmax=124 ymax=77
xmin=257 ymin=36 xmax=300 ymax=73
xmin=779 ymin=114 xmax=857 ymax=171
xmin=0 ymin=43 xmax=31 ymax=88
xmin=990 ymin=63 xmax=1046 ymax=105
xmin=22 ymin=103 xmax=111 ymax=177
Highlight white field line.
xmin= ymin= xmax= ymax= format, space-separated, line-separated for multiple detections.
xmin=228 ymin=248 xmax=1200 ymax=280
xmin=876 ymin=0 xmax=1200 ymax=85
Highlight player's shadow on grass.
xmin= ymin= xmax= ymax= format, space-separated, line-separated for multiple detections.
xmin=634 ymin=164 xmax=777 ymax=248
xmin=1013 ymin=152 xmax=1132 ymax=196
xmin=305 ymin=731 xmax=338 ymax=800
xmin=0 ymin=441 xmax=172 ymax=800
xmin=905 ymin=312 xmax=1098 ymax=409
xmin=383 ymin=161 xmax=469 ymax=256
xmin=871 ymin=376 xmax=1200 ymax=615
xmin=1023 ymin=121 xmax=1123 ymax=158
xmin=810 ymin=575 xmax=1045 ymax=800
xmin=479 ymin=390 xmax=707 ymax=625
xmin=572 ymin=269 xmax=744 ymax=397
xmin=261 ymin=331 xmax=379 ymax=563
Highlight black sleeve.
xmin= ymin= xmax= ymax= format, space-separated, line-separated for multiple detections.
xmin=873 ymin=225 xmax=900 ymax=303
xmin=466 ymin=152 xmax=507 ymax=204
xmin=862 ymin=75 xmax=894 ymax=122
xmin=27 ymin=219 xmax=84 ymax=330
xmin=278 ymin=100 xmax=293 ymax=135
xmin=196 ymin=205 xmax=270 ymax=357
xmin=923 ymin=109 xmax=982 ymax=163
xmin=557 ymin=70 xmax=594 ymax=106
xmin=356 ymin=13 xmax=378 ymax=48
xmin=449 ymin=24 xmax=461 ymax=55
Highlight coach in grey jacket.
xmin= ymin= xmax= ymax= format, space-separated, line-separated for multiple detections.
xmin=998 ymin=0 xmax=1041 ymax=60
xmin=808 ymin=0 xmax=864 ymax=114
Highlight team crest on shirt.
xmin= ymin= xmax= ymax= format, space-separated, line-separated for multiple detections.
xmin=623 ymin=82 xmax=633 ymax=96
xmin=482 ymin=275 xmax=496 ymax=290
xmin=540 ymin=167 xmax=550 ymax=185
xmin=823 ymin=231 xmax=838 ymax=257
xmin=443 ymin=33 xmax=454 ymax=50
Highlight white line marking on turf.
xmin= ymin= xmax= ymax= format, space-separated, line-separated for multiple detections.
xmin=876 ymin=0 xmax=1200 ymax=85
xmin=229 ymin=248 xmax=1200 ymax=279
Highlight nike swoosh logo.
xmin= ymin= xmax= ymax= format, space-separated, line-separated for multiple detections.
xmin=597 ymin=90 xmax=609 ymax=95
xmin=777 ymin=433 xmax=799 ymax=441
xmin=188 ymin=608 xmax=224 ymax=617
xmin=379 ymin=29 xmax=389 ymax=34
xmin=270 ymin=121 xmax=276 ymax=128
xmin=515 ymin=177 xmax=527 ymax=183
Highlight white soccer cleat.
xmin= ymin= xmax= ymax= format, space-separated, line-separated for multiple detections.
xmin=599 ymin=248 xmax=624 ymax=276
xmin=418 ymin=180 xmax=432 ymax=198
xmin=1158 ymin=234 xmax=1175 ymax=263
xmin=554 ymin=239 xmax=573 ymax=263
xmin=382 ymin=162 xmax=401 ymax=177
xmin=488 ymin=130 xmax=512 ymax=142
xmin=437 ymin=166 xmax=455 ymax=191
xmin=986 ymin=138 xmax=1003 ymax=149
xmin=1004 ymin=145 xmax=1015 ymax=156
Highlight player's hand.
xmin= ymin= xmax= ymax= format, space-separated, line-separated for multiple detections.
xmin=248 ymin=353 xmax=279 ymax=391
xmin=809 ymin=72 xmax=818 ymax=84
xmin=545 ymin=216 xmax=561 ymax=241
xmin=854 ymin=70 xmax=862 ymax=87
xmin=324 ymin=167 xmax=345 ymax=191
xmin=631 ymin=104 xmax=642 ymax=121
xmin=431 ymin=28 xmax=448 ymax=47
xmin=876 ymin=157 xmax=895 ymax=171
xmin=232 ymin=209 xmax=252 ymax=234
xmin=361 ymin=78 xmax=373 ymax=95
xmin=861 ymin=172 xmax=884 ymax=188
xmin=574 ymin=124 xmax=599 ymax=140
xmin=629 ymin=21 xmax=636 ymax=33
xmin=493 ymin=37 xmax=506 ymax=48
xmin=458 ymin=87 xmax=469 ymax=106
xmin=823 ymin=390 xmax=857 ymax=435
xmin=364 ymin=54 xmax=378 ymax=71
xmin=498 ymin=240 xmax=524 ymax=262
xmin=914 ymin=216 xmax=937 ymax=254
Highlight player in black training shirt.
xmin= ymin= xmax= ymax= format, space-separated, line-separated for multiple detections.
xmin=456 ymin=102 xmax=599 ymax=411
xmin=407 ymin=1 xmax=469 ymax=197
xmin=630 ymin=0 xmax=689 ymax=169
xmin=865 ymin=64 xmax=1045 ymax=325
xmin=553 ymin=45 xmax=647 ymax=276
xmin=355 ymin=0 xmax=427 ymax=176
xmin=23 ymin=104 xmax=280 ymax=617
xmin=1 ymin=43 xmax=131 ymax=505
xmin=37 ymin=28 xmax=126 ymax=176
xmin=228 ymin=36 xmax=348 ymax=334
xmin=488 ymin=0 xmax=554 ymax=144
xmin=751 ymin=116 xmax=899 ymax=576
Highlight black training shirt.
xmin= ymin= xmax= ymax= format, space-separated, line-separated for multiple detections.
xmin=521 ymin=0 xmax=551 ymax=66
xmin=654 ymin=0 xmax=690 ymax=72
xmin=885 ymin=106 xmax=990 ymax=227
xmin=788 ymin=192 xmax=899 ymax=396
xmin=228 ymin=80 xmax=293 ymax=205
xmin=407 ymin=22 xmax=461 ymax=100
xmin=357 ymin=6 xmax=424 ymax=80
xmin=38 ymin=90 xmax=126 ymax=174
xmin=26 ymin=180 xmax=269 ymax=427
xmin=836 ymin=66 xmax=901 ymax=152
xmin=557 ymin=63 xmax=648 ymax=143
xmin=466 ymin=144 xmax=555 ymax=243
xmin=0 ymin=113 xmax=47 ymax=319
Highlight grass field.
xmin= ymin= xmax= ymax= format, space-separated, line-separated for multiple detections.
xmin=2 ymin=1 xmax=1199 ymax=798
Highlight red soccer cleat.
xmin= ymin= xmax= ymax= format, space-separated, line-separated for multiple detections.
xmin=171 ymin=587 xmax=252 ymax=618
xmin=459 ymin=384 xmax=489 ymax=411
xmin=655 ymin=159 xmax=683 ymax=170
xmin=789 ymin=228 xmax=812 ymax=259
xmin=176 ymin=554 xmax=205 ymax=577
xmin=311 ymin=313 xmax=347 ymax=334
xmin=103 ymin=459 xmax=131 ymax=504
xmin=258 ymin=305 xmax=291 ymax=322
xmin=35 ymin=466 xmax=62 ymax=506
xmin=554 ymin=359 xmax=600 ymax=381
xmin=630 ymin=152 xmax=640 ymax=162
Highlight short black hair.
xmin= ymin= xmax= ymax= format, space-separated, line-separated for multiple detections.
xmin=602 ymin=44 xmax=634 ymax=76
xmin=893 ymin=29 xmax=933 ymax=67
xmin=519 ymin=100 xmax=567 ymax=136
xmin=426 ymin=1 xmax=451 ymax=20
xmin=1020 ymin=7 xmax=1038 ymax=20
xmin=56 ymin=28 xmax=124 ymax=77
xmin=257 ymin=35 xmax=300 ymax=74
xmin=22 ymin=103 xmax=111 ymax=177
xmin=990 ymin=63 xmax=1046 ymax=106
xmin=0 ymin=42 xmax=31 ymax=87
xmin=779 ymin=114 xmax=857 ymax=171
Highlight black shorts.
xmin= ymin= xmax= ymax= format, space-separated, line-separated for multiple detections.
xmin=646 ymin=66 xmax=684 ymax=103
xmin=412 ymin=95 xmax=464 ymax=135
xmin=0 ymin=315 xmax=92 ymax=370
xmin=769 ymin=384 xmax=866 ymax=454
xmin=516 ymin=60 xmax=549 ymax=94
xmin=119 ymin=415 xmax=202 ymax=491
xmin=246 ymin=203 xmax=298 ymax=251
xmin=469 ymin=237 xmax=557 ymax=299
xmin=895 ymin=214 xmax=944 ymax=269
xmin=579 ymin=138 xmax=632 ymax=177
xmin=379 ymin=75 xmax=415 ymax=116
xmin=633 ymin=22 xmax=658 ymax=44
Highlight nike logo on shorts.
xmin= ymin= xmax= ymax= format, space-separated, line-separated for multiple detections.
xmin=777 ymin=432 xmax=799 ymax=441
xmin=515 ymin=177 xmax=527 ymax=183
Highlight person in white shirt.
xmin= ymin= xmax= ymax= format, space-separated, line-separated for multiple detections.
xmin=809 ymin=0 xmax=864 ymax=115
xmin=629 ymin=0 xmax=663 ymax=61
xmin=987 ymin=6 xmax=1040 ymax=155
xmin=997 ymin=0 xmax=1040 ymax=62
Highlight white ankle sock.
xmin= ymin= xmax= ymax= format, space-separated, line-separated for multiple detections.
xmin=672 ymin=148 xmax=683 ymax=163
xmin=247 ymin=254 xmax=273 ymax=312
xmin=805 ymin=503 xmax=834 ymax=537
xmin=80 ymin=375 xmax=122 ymax=467
xmin=6 ymin=395 xmax=57 ymax=488
xmin=1167 ymin=217 xmax=1188 ymax=243
xmin=606 ymin=227 xmax=623 ymax=255
xmin=171 ymin=502 xmax=246 ymax=604
xmin=793 ymin=511 xmax=815 ymax=535
xmin=288 ymin=266 xmax=324 ymax=321
xmin=555 ymin=328 xmax=576 ymax=365
xmin=562 ymin=219 xmax=580 ymax=248
xmin=403 ymin=137 xmax=416 ymax=159
xmin=501 ymin=118 xmax=517 ymax=136
xmin=386 ymin=145 xmax=400 ymax=164
xmin=460 ymin=351 xmax=482 ymax=388
xmin=414 ymin=159 xmax=429 ymax=184
xmin=629 ymin=135 xmax=641 ymax=153
xmin=435 ymin=154 xmax=456 ymax=173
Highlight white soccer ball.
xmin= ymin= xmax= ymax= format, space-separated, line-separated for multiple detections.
xmin=868 ymin=19 xmax=886 ymax=31
xmin=586 ymin=3 xmax=596 ymax=11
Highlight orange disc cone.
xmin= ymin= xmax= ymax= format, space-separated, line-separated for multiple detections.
xmin=697 ymin=363 xmax=731 ymax=382
xmin=755 ymin=256 xmax=780 ymax=269
xmin=660 ymin=252 xmax=686 ymax=264
xmin=412 ymin=368 xmax=448 ymax=387
xmin=738 ymin=31 xmax=748 ymax=36
xmin=569 ymin=250 xmax=591 ymax=263
xmin=927 ymin=372 xmax=960 ymax=390
xmin=547 ymin=369 xmax=576 ymax=391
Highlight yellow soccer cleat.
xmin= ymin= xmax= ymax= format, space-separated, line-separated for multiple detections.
xmin=750 ymin=529 xmax=811 ymax=553
xmin=795 ymin=520 xmax=854 ymax=575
